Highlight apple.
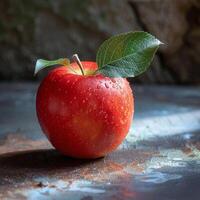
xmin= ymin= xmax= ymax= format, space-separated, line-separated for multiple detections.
xmin=35 ymin=31 xmax=161 ymax=158
xmin=36 ymin=61 xmax=133 ymax=158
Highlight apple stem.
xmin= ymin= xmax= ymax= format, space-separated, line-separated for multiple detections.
xmin=72 ymin=54 xmax=85 ymax=75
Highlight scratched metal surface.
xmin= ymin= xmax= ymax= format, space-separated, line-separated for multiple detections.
xmin=0 ymin=83 xmax=200 ymax=200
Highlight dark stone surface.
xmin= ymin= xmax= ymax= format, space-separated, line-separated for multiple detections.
xmin=0 ymin=83 xmax=200 ymax=199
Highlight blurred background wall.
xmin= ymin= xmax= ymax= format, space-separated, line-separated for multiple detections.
xmin=0 ymin=0 xmax=199 ymax=84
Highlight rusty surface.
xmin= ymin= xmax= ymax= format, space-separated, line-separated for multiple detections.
xmin=0 ymin=83 xmax=200 ymax=200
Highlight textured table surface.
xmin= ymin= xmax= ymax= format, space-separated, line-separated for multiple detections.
xmin=0 ymin=83 xmax=200 ymax=200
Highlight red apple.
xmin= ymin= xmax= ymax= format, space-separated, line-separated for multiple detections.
xmin=35 ymin=31 xmax=161 ymax=158
xmin=36 ymin=61 xmax=134 ymax=158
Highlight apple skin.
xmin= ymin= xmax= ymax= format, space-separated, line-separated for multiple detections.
xmin=36 ymin=61 xmax=134 ymax=158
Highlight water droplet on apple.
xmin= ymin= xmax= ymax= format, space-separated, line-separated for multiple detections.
xmin=97 ymin=85 xmax=100 ymax=89
xmin=118 ymin=82 xmax=123 ymax=89
xmin=82 ymin=99 xmax=86 ymax=103
xmin=88 ymin=108 xmax=92 ymax=113
xmin=120 ymin=119 xmax=125 ymax=124
xmin=105 ymin=83 xmax=109 ymax=88
xmin=111 ymin=79 xmax=116 ymax=83
xmin=73 ymin=96 xmax=77 ymax=100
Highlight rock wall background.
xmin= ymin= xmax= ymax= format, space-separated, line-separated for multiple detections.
xmin=0 ymin=0 xmax=199 ymax=84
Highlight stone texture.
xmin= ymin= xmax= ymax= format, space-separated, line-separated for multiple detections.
xmin=0 ymin=0 xmax=199 ymax=83
xmin=130 ymin=0 xmax=200 ymax=84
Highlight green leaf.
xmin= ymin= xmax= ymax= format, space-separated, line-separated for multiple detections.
xmin=96 ymin=31 xmax=162 ymax=78
xmin=34 ymin=58 xmax=70 ymax=75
